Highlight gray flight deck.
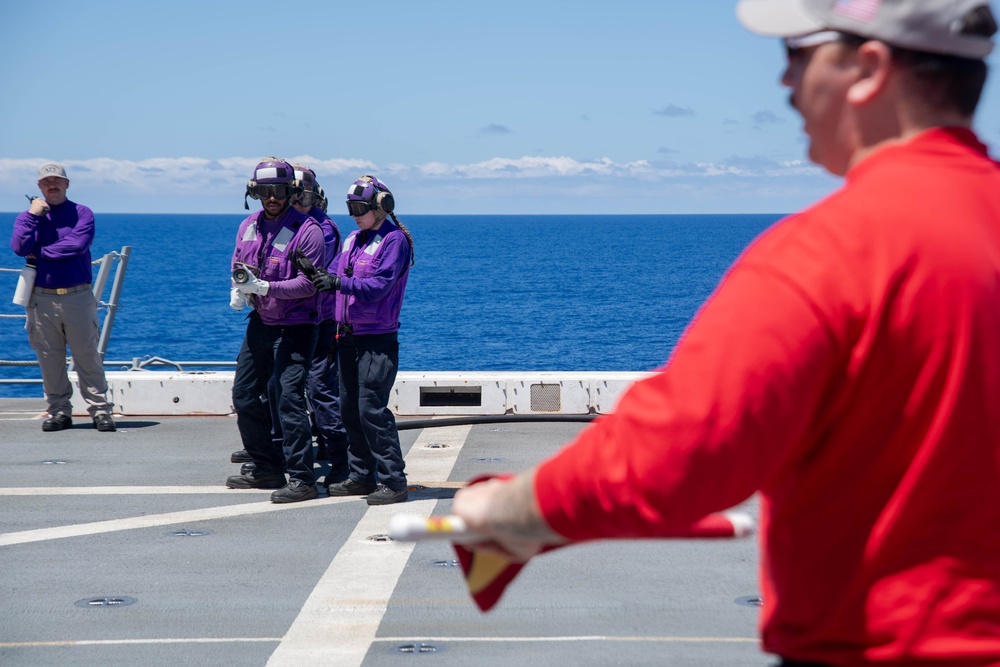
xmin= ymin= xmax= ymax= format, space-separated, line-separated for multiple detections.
xmin=0 ymin=397 xmax=770 ymax=666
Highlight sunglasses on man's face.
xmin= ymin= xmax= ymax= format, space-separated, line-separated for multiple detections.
xmin=783 ymin=31 xmax=865 ymax=59
xmin=346 ymin=200 xmax=376 ymax=217
xmin=251 ymin=184 xmax=293 ymax=201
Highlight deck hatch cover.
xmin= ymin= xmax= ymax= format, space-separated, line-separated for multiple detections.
xmin=75 ymin=596 xmax=138 ymax=608
xmin=397 ymin=643 xmax=438 ymax=653
xmin=735 ymin=595 xmax=764 ymax=607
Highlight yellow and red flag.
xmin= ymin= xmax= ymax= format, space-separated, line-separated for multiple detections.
xmin=452 ymin=476 xmax=753 ymax=612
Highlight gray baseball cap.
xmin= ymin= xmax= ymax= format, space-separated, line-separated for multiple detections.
xmin=37 ymin=161 xmax=68 ymax=181
xmin=736 ymin=0 xmax=995 ymax=59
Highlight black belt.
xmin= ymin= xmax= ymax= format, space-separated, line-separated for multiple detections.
xmin=34 ymin=283 xmax=91 ymax=295
xmin=337 ymin=324 xmax=353 ymax=336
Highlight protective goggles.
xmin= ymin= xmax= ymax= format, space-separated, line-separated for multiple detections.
xmin=346 ymin=200 xmax=377 ymax=217
xmin=250 ymin=183 xmax=294 ymax=201
xmin=294 ymin=190 xmax=318 ymax=206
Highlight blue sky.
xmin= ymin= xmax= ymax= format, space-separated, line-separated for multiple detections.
xmin=2 ymin=0 xmax=998 ymax=215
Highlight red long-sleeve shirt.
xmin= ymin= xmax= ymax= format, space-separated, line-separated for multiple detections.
xmin=536 ymin=128 xmax=1000 ymax=665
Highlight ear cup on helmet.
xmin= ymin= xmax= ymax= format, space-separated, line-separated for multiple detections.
xmin=375 ymin=190 xmax=394 ymax=213
xmin=246 ymin=180 xmax=260 ymax=200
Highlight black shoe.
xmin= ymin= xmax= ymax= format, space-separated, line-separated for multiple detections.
xmin=366 ymin=484 xmax=409 ymax=506
xmin=42 ymin=413 xmax=72 ymax=432
xmin=225 ymin=471 xmax=286 ymax=489
xmin=270 ymin=481 xmax=318 ymax=504
xmin=231 ymin=449 xmax=252 ymax=463
xmin=92 ymin=414 xmax=116 ymax=432
xmin=240 ymin=462 xmax=256 ymax=475
xmin=324 ymin=468 xmax=350 ymax=487
xmin=327 ymin=478 xmax=377 ymax=497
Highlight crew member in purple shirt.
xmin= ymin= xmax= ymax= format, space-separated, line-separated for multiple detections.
xmin=10 ymin=162 xmax=115 ymax=433
xmin=310 ymin=175 xmax=414 ymax=505
xmin=291 ymin=164 xmax=349 ymax=482
xmin=225 ymin=157 xmax=325 ymax=504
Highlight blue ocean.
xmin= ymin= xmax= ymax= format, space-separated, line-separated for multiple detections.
xmin=0 ymin=213 xmax=782 ymax=398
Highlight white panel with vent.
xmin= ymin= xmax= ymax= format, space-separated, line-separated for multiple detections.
xmin=393 ymin=373 xmax=508 ymax=416
xmin=71 ymin=370 xmax=652 ymax=416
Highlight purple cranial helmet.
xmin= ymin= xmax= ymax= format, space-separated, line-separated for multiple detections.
xmin=244 ymin=157 xmax=302 ymax=209
xmin=252 ymin=157 xmax=295 ymax=184
xmin=293 ymin=165 xmax=317 ymax=189
xmin=292 ymin=164 xmax=324 ymax=209
xmin=345 ymin=175 xmax=394 ymax=218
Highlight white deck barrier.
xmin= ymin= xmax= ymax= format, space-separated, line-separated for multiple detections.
xmin=70 ymin=370 xmax=654 ymax=417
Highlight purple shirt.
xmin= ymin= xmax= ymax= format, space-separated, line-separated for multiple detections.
xmin=231 ymin=206 xmax=324 ymax=326
xmin=310 ymin=207 xmax=342 ymax=322
xmin=335 ymin=220 xmax=411 ymax=335
xmin=10 ymin=199 xmax=94 ymax=289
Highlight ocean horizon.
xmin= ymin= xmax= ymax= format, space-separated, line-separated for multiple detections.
xmin=0 ymin=213 xmax=783 ymax=398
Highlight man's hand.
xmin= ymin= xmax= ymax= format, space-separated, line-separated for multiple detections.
xmin=293 ymin=249 xmax=320 ymax=279
xmin=230 ymin=287 xmax=248 ymax=311
xmin=235 ymin=275 xmax=269 ymax=296
xmin=28 ymin=197 xmax=50 ymax=216
xmin=313 ymin=273 xmax=341 ymax=292
xmin=294 ymin=248 xmax=340 ymax=291
xmin=451 ymin=471 xmax=567 ymax=562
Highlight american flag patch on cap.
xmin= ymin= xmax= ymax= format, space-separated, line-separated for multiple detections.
xmin=833 ymin=0 xmax=881 ymax=22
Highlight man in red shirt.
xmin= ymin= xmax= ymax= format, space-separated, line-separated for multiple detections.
xmin=453 ymin=1 xmax=1000 ymax=665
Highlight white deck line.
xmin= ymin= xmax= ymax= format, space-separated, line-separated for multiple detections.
xmin=0 ymin=481 xmax=464 ymax=495
xmin=266 ymin=425 xmax=472 ymax=666
xmin=0 ymin=497 xmax=355 ymax=547
xmin=0 ymin=635 xmax=757 ymax=649
xmin=0 ymin=486 xmax=274 ymax=495
xmin=0 ymin=638 xmax=282 ymax=648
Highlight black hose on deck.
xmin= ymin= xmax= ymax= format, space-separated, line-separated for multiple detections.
xmin=396 ymin=413 xmax=600 ymax=430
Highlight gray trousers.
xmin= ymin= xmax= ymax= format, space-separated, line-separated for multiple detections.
xmin=25 ymin=287 xmax=113 ymax=417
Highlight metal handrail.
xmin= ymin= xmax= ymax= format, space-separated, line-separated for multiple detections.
xmin=0 ymin=246 xmax=131 ymax=383
xmin=95 ymin=246 xmax=130 ymax=361
xmin=0 ymin=359 xmax=237 ymax=385
xmin=111 ymin=357 xmax=237 ymax=372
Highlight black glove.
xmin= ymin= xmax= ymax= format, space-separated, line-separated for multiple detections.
xmin=313 ymin=273 xmax=341 ymax=292
xmin=292 ymin=249 xmax=320 ymax=279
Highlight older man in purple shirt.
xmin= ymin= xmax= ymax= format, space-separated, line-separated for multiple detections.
xmin=10 ymin=162 xmax=115 ymax=433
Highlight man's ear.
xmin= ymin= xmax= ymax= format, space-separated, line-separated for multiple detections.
xmin=847 ymin=40 xmax=893 ymax=105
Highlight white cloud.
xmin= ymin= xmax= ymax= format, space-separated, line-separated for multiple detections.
xmin=0 ymin=154 xmax=836 ymax=215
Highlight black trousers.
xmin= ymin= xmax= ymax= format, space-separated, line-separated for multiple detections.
xmin=337 ymin=331 xmax=407 ymax=490
xmin=308 ymin=319 xmax=348 ymax=480
xmin=232 ymin=313 xmax=317 ymax=485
